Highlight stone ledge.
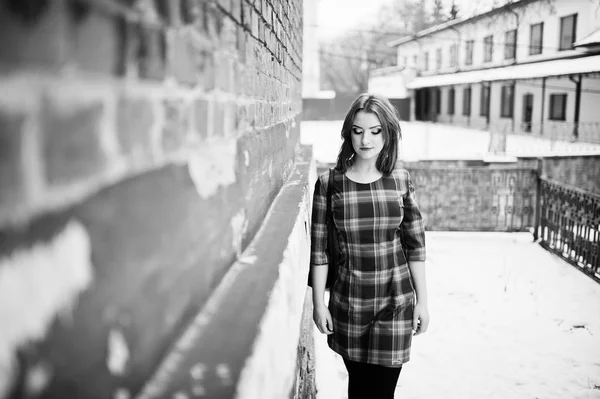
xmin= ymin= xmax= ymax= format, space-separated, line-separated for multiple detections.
xmin=136 ymin=144 xmax=315 ymax=399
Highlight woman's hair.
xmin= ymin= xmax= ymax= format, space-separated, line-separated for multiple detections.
xmin=335 ymin=93 xmax=401 ymax=175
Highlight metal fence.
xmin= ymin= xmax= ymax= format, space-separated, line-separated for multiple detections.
xmin=536 ymin=177 xmax=600 ymax=282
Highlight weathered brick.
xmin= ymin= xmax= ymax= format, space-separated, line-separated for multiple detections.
xmin=169 ymin=34 xmax=197 ymax=85
xmin=193 ymin=98 xmax=209 ymax=139
xmin=216 ymin=55 xmax=232 ymax=91
xmin=231 ymin=0 xmax=242 ymax=23
xmin=205 ymin=2 xmax=224 ymax=39
xmin=42 ymin=96 xmax=107 ymax=185
xmin=0 ymin=109 xmax=27 ymax=208
xmin=241 ymin=1 xmax=252 ymax=29
xmin=116 ymin=19 xmax=141 ymax=77
xmin=218 ymin=0 xmax=232 ymax=13
xmin=116 ymin=95 xmax=155 ymax=158
xmin=213 ymin=101 xmax=225 ymax=137
xmin=72 ymin=8 xmax=120 ymax=74
xmin=139 ymin=26 xmax=166 ymax=80
xmin=236 ymin=26 xmax=247 ymax=63
xmin=251 ymin=8 xmax=259 ymax=37
xmin=224 ymin=102 xmax=236 ymax=136
xmin=0 ymin=1 xmax=70 ymax=69
xmin=199 ymin=51 xmax=216 ymax=91
xmin=162 ymin=99 xmax=191 ymax=153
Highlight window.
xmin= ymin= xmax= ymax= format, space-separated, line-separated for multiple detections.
xmin=402 ymin=56 xmax=407 ymax=67
xmin=462 ymin=86 xmax=472 ymax=116
xmin=529 ymin=23 xmax=543 ymax=55
xmin=436 ymin=88 xmax=441 ymax=115
xmin=413 ymin=55 xmax=418 ymax=66
xmin=423 ymin=52 xmax=429 ymax=70
xmin=465 ymin=40 xmax=474 ymax=65
xmin=480 ymin=84 xmax=490 ymax=117
xmin=500 ymin=84 xmax=515 ymax=117
xmin=449 ymin=44 xmax=458 ymax=67
xmin=549 ymin=94 xmax=567 ymax=120
xmin=436 ymin=48 xmax=442 ymax=70
xmin=484 ymin=35 xmax=494 ymax=62
xmin=504 ymin=30 xmax=517 ymax=60
xmin=559 ymin=14 xmax=577 ymax=50
xmin=448 ymin=87 xmax=455 ymax=115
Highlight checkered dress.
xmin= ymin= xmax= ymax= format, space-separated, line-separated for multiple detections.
xmin=310 ymin=167 xmax=426 ymax=367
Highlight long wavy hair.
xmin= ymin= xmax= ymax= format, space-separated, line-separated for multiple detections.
xmin=335 ymin=93 xmax=402 ymax=175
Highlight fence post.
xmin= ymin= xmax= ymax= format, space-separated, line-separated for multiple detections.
xmin=533 ymin=157 xmax=543 ymax=241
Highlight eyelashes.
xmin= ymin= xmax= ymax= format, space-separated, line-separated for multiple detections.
xmin=352 ymin=129 xmax=382 ymax=135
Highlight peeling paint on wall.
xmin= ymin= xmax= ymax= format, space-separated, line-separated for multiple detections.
xmin=187 ymin=138 xmax=237 ymax=199
xmin=0 ymin=220 xmax=93 ymax=398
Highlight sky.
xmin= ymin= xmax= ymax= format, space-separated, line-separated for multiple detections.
xmin=315 ymin=0 xmax=498 ymax=40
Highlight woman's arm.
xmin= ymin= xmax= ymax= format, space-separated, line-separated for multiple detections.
xmin=310 ymin=175 xmax=334 ymax=334
xmin=401 ymin=170 xmax=429 ymax=335
xmin=409 ymin=260 xmax=429 ymax=335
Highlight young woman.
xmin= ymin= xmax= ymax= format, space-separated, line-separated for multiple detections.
xmin=310 ymin=93 xmax=429 ymax=399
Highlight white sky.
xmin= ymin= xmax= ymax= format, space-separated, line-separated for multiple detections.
xmin=315 ymin=0 xmax=498 ymax=40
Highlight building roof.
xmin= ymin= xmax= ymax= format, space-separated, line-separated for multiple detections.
xmin=574 ymin=28 xmax=600 ymax=47
xmin=405 ymin=54 xmax=600 ymax=89
xmin=387 ymin=0 xmax=538 ymax=47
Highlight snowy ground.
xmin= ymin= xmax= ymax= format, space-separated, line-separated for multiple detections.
xmin=300 ymin=121 xmax=600 ymax=164
xmin=313 ymin=232 xmax=600 ymax=399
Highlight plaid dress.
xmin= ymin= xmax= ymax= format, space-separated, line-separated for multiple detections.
xmin=310 ymin=167 xmax=426 ymax=367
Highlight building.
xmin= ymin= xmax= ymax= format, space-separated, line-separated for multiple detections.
xmin=369 ymin=0 xmax=600 ymax=143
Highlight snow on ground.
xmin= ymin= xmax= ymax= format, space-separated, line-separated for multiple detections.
xmin=300 ymin=121 xmax=600 ymax=164
xmin=313 ymin=232 xmax=600 ymax=399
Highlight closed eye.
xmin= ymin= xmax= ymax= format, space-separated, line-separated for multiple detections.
xmin=352 ymin=128 xmax=363 ymax=134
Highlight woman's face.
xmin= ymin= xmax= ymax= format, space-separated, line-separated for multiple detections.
xmin=350 ymin=111 xmax=384 ymax=162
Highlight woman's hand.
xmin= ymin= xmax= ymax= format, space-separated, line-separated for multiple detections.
xmin=412 ymin=302 xmax=429 ymax=336
xmin=313 ymin=303 xmax=334 ymax=334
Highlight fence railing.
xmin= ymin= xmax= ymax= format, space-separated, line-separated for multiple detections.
xmin=536 ymin=177 xmax=600 ymax=282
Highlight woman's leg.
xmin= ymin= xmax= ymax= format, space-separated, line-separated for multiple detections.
xmin=343 ymin=358 xmax=402 ymax=399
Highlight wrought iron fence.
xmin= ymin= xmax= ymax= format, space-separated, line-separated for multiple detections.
xmin=536 ymin=177 xmax=600 ymax=282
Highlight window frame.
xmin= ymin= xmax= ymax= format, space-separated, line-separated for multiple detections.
xmin=549 ymin=93 xmax=567 ymax=121
xmin=462 ymin=86 xmax=472 ymax=116
xmin=559 ymin=14 xmax=577 ymax=51
xmin=500 ymin=83 xmax=515 ymax=118
xmin=449 ymin=43 xmax=458 ymax=68
xmin=423 ymin=51 xmax=429 ymax=71
xmin=436 ymin=48 xmax=442 ymax=70
xmin=529 ymin=22 xmax=544 ymax=55
xmin=465 ymin=40 xmax=474 ymax=66
xmin=504 ymin=29 xmax=517 ymax=60
xmin=480 ymin=83 xmax=490 ymax=117
xmin=484 ymin=35 xmax=494 ymax=63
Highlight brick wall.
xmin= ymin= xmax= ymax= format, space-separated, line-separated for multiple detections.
xmin=0 ymin=0 xmax=307 ymax=398
xmin=518 ymin=155 xmax=600 ymax=196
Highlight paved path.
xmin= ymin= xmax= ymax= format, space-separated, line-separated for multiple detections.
xmin=313 ymin=232 xmax=600 ymax=399
xmin=301 ymin=121 xmax=600 ymax=164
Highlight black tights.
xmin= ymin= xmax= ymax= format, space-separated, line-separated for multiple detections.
xmin=343 ymin=358 xmax=402 ymax=399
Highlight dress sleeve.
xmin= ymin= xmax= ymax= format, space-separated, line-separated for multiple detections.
xmin=310 ymin=174 xmax=329 ymax=267
xmin=402 ymin=171 xmax=426 ymax=262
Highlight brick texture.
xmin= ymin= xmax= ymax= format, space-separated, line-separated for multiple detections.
xmin=0 ymin=0 xmax=306 ymax=397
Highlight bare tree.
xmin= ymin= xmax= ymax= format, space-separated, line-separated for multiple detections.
xmin=319 ymin=0 xmax=441 ymax=95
